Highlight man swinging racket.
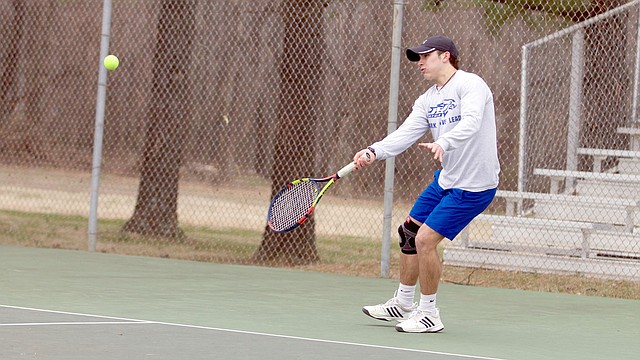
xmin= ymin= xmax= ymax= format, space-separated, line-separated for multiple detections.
xmin=353 ymin=35 xmax=500 ymax=333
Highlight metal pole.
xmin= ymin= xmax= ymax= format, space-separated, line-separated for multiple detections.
xmin=88 ymin=0 xmax=113 ymax=252
xmin=381 ymin=0 xmax=403 ymax=278
xmin=566 ymin=29 xmax=584 ymax=190
xmin=518 ymin=44 xmax=528 ymax=198
xmin=631 ymin=6 xmax=640 ymax=126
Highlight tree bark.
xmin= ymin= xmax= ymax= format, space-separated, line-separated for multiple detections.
xmin=0 ymin=0 xmax=24 ymax=126
xmin=255 ymin=0 xmax=327 ymax=265
xmin=123 ymin=0 xmax=197 ymax=239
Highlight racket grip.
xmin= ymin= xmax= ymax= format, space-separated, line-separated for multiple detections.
xmin=336 ymin=162 xmax=357 ymax=178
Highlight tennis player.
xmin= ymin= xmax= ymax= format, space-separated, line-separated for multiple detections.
xmin=353 ymin=35 xmax=500 ymax=333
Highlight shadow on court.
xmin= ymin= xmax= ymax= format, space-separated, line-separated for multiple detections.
xmin=1 ymin=245 xmax=638 ymax=360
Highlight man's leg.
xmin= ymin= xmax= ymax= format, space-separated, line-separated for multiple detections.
xmin=416 ymin=224 xmax=445 ymax=295
xmin=361 ymin=218 xmax=422 ymax=322
xmin=395 ymin=185 xmax=496 ymax=333
xmin=395 ymin=224 xmax=445 ymax=333
xmin=399 ymin=252 xmax=419 ymax=286
xmin=361 ymin=251 xmax=419 ymax=321
xmin=399 ymin=217 xmax=422 ymax=286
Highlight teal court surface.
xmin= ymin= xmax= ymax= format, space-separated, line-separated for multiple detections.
xmin=1 ymin=245 xmax=639 ymax=359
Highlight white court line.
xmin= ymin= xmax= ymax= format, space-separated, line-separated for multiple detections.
xmin=0 ymin=321 xmax=151 ymax=327
xmin=148 ymin=320 xmax=509 ymax=360
xmin=0 ymin=304 xmax=507 ymax=360
xmin=0 ymin=305 xmax=148 ymax=323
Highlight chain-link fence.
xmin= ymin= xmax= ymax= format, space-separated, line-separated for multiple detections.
xmin=1 ymin=0 xmax=639 ymax=281
xmin=447 ymin=0 xmax=640 ymax=280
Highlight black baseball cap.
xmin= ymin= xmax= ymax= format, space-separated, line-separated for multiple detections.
xmin=406 ymin=35 xmax=458 ymax=62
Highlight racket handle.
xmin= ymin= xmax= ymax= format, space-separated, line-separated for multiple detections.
xmin=336 ymin=162 xmax=357 ymax=179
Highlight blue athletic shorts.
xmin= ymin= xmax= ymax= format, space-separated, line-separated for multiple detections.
xmin=409 ymin=170 xmax=496 ymax=240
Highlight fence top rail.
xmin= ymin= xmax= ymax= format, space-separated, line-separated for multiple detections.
xmin=523 ymin=0 xmax=640 ymax=49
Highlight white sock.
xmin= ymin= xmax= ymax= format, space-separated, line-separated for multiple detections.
xmin=419 ymin=293 xmax=437 ymax=313
xmin=395 ymin=283 xmax=416 ymax=309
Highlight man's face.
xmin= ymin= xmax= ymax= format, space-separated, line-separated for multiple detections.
xmin=417 ymin=51 xmax=446 ymax=80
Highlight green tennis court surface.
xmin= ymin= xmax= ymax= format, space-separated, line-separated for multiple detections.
xmin=1 ymin=246 xmax=638 ymax=359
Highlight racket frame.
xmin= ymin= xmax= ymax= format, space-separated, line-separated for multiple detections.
xmin=267 ymin=162 xmax=357 ymax=233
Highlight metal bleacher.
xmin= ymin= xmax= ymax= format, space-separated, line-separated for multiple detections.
xmin=444 ymin=127 xmax=640 ymax=280
xmin=443 ymin=2 xmax=640 ymax=280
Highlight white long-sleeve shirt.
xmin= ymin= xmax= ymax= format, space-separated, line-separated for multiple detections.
xmin=370 ymin=70 xmax=500 ymax=192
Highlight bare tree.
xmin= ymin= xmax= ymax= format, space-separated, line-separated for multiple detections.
xmin=0 ymin=0 xmax=24 ymax=126
xmin=255 ymin=0 xmax=327 ymax=265
xmin=124 ymin=0 xmax=197 ymax=238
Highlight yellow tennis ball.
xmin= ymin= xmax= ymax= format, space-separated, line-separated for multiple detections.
xmin=103 ymin=55 xmax=119 ymax=71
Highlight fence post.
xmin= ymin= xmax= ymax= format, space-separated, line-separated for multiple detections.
xmin=518 ymin=44 xmax=529 ymax=209
xmin=566 ymin=29 xmax=584 ymax=191
xmin=88 ymin=0 xmax=113 ymax=252
xmin=381 ymin=0 xmax=404 ymax=278
xmin=631 ymin=6 xmax=640 ymax=128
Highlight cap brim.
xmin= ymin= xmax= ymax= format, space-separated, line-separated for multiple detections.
xmin=406 ymin=46 xmax=436 ymax=62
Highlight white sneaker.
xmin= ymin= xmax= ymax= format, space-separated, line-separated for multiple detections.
xmin=395 ymin=308 xmax=444 ymax=333
xmin=362 ymin=294 xmax=416 ymax=322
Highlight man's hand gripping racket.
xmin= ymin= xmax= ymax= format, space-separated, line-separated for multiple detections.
xmin=267 ymin=150 xmax=375 ymax=233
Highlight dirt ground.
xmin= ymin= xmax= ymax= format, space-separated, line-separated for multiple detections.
xmin=0 ymin=165 xmax=409 ymax=238
xmin=2 ymin=165 xmax=639 ymax=299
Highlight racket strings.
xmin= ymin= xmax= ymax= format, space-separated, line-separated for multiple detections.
xmin=269 ymin=181 xmax=319 ymax=231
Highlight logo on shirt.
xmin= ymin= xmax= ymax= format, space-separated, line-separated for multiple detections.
xmin=428 ymin=99 xmax=457 ymax=119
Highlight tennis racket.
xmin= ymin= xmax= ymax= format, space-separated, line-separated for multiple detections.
xmin=267 ymin=162 xmax=358 ymax=233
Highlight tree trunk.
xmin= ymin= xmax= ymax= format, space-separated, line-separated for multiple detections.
xmin=0 ymin=0 xmax=24 ymax=126
xmin=254 ymin=0 xmax=326 ymax=265
xmin=123 ymin=0 xmax=197 ymax=239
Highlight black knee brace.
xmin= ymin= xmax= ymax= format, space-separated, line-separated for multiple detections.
xmin=398 ymin=217 xmax=420 ymax=255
